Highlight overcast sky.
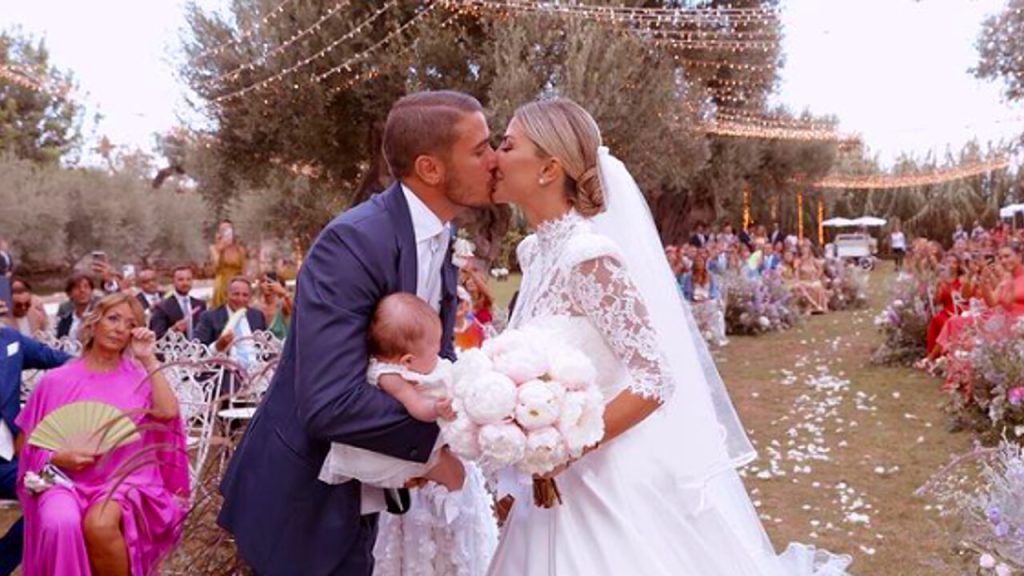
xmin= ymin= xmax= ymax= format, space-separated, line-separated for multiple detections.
xmin=2 ymin=0 xmax=1022 ymax=166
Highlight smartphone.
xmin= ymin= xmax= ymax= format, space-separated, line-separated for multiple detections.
xmin=0 ymin=277 xmax=11 ymax=317
xmin=91 ymin=251 xmax=108 ymax=264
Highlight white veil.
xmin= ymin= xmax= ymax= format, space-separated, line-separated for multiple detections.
xmin=590 ymin=147 xmax=756 ymax=487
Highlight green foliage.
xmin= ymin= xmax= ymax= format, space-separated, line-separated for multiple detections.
xmin=974 ymin=0 xmax=1024 ymax=107
xmin=0 ymin=29 xmax=82 ymax=164
xmin=0 ymin=155 xmax=209 ymax=273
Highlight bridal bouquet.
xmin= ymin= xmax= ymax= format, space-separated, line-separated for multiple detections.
xmin=443 ymin=327 xmax=605 ymax=507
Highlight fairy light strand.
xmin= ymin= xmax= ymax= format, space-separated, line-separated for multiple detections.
xmin=204 ymin=0 xmax=356 ymax=87
xmin=811 ymin=157 xmax=1011 ymax=190
xmin=196 ymin=0 xmax=298 ymax=60
xmin=212 ymin=0 xmax=404 ymax=103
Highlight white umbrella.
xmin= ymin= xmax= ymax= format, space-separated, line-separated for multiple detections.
xmin=822 ymin=217 xmax=856 ymax=227
xmin=851 ymin=216 xmax=887 ymax=227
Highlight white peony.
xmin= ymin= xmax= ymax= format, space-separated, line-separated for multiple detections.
xmin=757 ymin=316 xmax=771 ymax=329
xmin=442 ymin=415 xmax=482 ymax=460
xmin=520 ymin=427 xmax=568 ymax=475
xmin=557 ymin=388 xmax=605 ymax=457
xmin=995 ymin=563 xmax=1012 ymax=576
xmin=979 ymin=554 xmax=996 ymax=569
xmin=478 ymin=423 xmax=527 ymax=468
xmin=548 ymin=349 xmax=597 ymax=391
xmin=893 ymin=299 xmax=905 ymax=308
xmin=515 ymin=379 xmax=565 ymax=430
xmin=452 ymin=348 xmax=493 ymax=396
xmin=460 ymin=371 xmax=518 ymax=425
xmin=492 ymin=349 xmax=550 ymax=385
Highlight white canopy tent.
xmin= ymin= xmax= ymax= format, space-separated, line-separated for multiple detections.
xmin=999 ymin=203 xmax=1024 ymax=219
xmin=822 ymin=216 xmax=887 ymax=228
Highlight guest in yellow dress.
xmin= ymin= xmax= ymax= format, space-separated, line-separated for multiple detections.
xmin=209 ymin=219 xmax=248 ymax=308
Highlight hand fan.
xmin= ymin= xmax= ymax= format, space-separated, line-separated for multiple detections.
xmin=221 ymin=307 xmax=247 ymax=337
xmin=28 ymin=401 xmax=140 ymax=455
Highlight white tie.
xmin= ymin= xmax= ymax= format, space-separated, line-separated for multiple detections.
xmin=424 ymin=232 xmax=446 ymax=312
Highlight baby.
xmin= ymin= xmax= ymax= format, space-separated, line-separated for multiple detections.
xmin=318 ymin=292 xmax=456 ymax=488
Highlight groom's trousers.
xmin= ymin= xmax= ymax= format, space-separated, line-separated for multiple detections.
xmin=249 ymin=514 xmax=378 ymax=576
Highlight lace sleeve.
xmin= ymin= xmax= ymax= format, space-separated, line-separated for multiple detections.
xmin=568 ymin=255 xmax=676 ymax=402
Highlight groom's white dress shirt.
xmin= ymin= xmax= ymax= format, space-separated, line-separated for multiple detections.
xmin=361 ymin=185 xmax=450 ymax=515
xmin=402 ymin=184 xmax=451 ymax=312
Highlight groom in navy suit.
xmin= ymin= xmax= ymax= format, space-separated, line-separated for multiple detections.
xmin=218 ymin=91 xmax=498 ymax=575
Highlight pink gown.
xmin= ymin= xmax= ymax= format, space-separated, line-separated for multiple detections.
xmin=16 ymin=358 xmax=190 ymax=576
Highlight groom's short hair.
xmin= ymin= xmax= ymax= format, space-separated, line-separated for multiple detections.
xmin=383 ymin=90 xmax=484 ymax=179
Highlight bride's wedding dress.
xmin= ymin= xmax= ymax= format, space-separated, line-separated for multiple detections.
xmin=486 ymin=150 xmax=852 ymax=576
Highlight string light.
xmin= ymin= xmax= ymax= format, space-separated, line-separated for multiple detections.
xmin=195 ymin=0 xmax=298 ymax=60
xmin=204 ymin=0 xmax=356 ymax=88
xmin=323 ymin=12 xmax=459 ymax=96
xmin=811 ymin=157 xmax=1011 ymax=190
xmin=315 ymin=6 xmax=441 ymax=83
xmin=212 ymin=0 xmax=406 ymax=104
xmin=701 ymin=119 xmax=858 ymax=143
xmin=673 ymin=57 xmax=777 ymax=72
xmin=445 ymin=0 xmax=780 ymax=22
xmin=0 ymin=64 xmax=69 ymax=99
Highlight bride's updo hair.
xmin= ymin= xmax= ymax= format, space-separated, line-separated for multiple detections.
xmin=513 ymin=98 xmax=605 ymax=217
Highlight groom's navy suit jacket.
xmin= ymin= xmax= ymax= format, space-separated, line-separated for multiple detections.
xmin=218 ymin=184 xmax=458 ymax=575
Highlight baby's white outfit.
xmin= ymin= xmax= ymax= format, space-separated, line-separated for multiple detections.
xmin=318 ymin=358 xmax=451 ymax=487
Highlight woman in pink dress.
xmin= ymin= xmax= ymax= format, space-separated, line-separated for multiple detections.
xmin=15 ymin=292 xmax=189 ymax=576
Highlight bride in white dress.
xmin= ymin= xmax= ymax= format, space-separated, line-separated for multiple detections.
xmin=486 ymin=98 xmax=853 ymax=576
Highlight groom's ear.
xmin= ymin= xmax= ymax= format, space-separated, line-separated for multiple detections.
xmin=413 ymin=155 xmax=444 ymax=187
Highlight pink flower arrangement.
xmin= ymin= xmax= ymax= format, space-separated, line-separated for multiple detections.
xmin=443 ymin=329 xmax=604 ymax=478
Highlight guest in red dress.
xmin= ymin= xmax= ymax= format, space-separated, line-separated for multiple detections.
xmin=925 ymin=254 xmax=964 ymax=357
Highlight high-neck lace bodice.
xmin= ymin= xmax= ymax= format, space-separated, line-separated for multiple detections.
xmin=511 ymin=211 xmax=675 ymax=402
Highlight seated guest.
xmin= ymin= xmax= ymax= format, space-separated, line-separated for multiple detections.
xmin=255 ymin=272 xmax=293 ymax=341
xmin=2 ymin=279 xmax=48 ymax=337
xmin=761 ymin=242 xmax=782 ymax=273
xmin=15 ymin=293 xmax=188 ymax=575
xmin=0 ymin=325 xmax=70 ymax=576
xmin=453 ymin=287 xmax=486 ymax=351
xmin=56 ymin=274 xmax=96 ymax=340
xmin=150 ymin=266 xmax=206 ymax=341
xmin=681 ymin=253 xmax=727 ymax=347
xmin=794 ymin=243 xmax=829 ymax=314
xmin=737 ymin=243 xmax=758 ymax=280
xmin=196 ymin=276 xmax=266 ymax=361
xmin=460 ymin=266 xmax=494 ymax=325
xmin=923 ymin=254 xmax=965 ymax=362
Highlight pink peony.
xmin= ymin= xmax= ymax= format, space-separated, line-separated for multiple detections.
xmin=514 ymin=379 xmax=565 ymax=430
xmin=478 ymin=423 xmax=527 ymax=468
xmin=520 ymin=427 xmax=568 ymax=475
xmin=443 ymin=416 xmax=482 ymax=460
xmin=460 ymin=372 xmax=518 ymax=425
xmin=548 ymin=349 xmax=597 ymax=391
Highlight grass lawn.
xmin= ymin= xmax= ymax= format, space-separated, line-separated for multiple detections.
xmin=718 ymin=268 xmax=973 ymax=575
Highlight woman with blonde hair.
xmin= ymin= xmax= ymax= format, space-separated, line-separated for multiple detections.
xmin=487 ymin=97 xmax=850 ymax=575
xmin=16 ymin=292 xmax=189 ymax=575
